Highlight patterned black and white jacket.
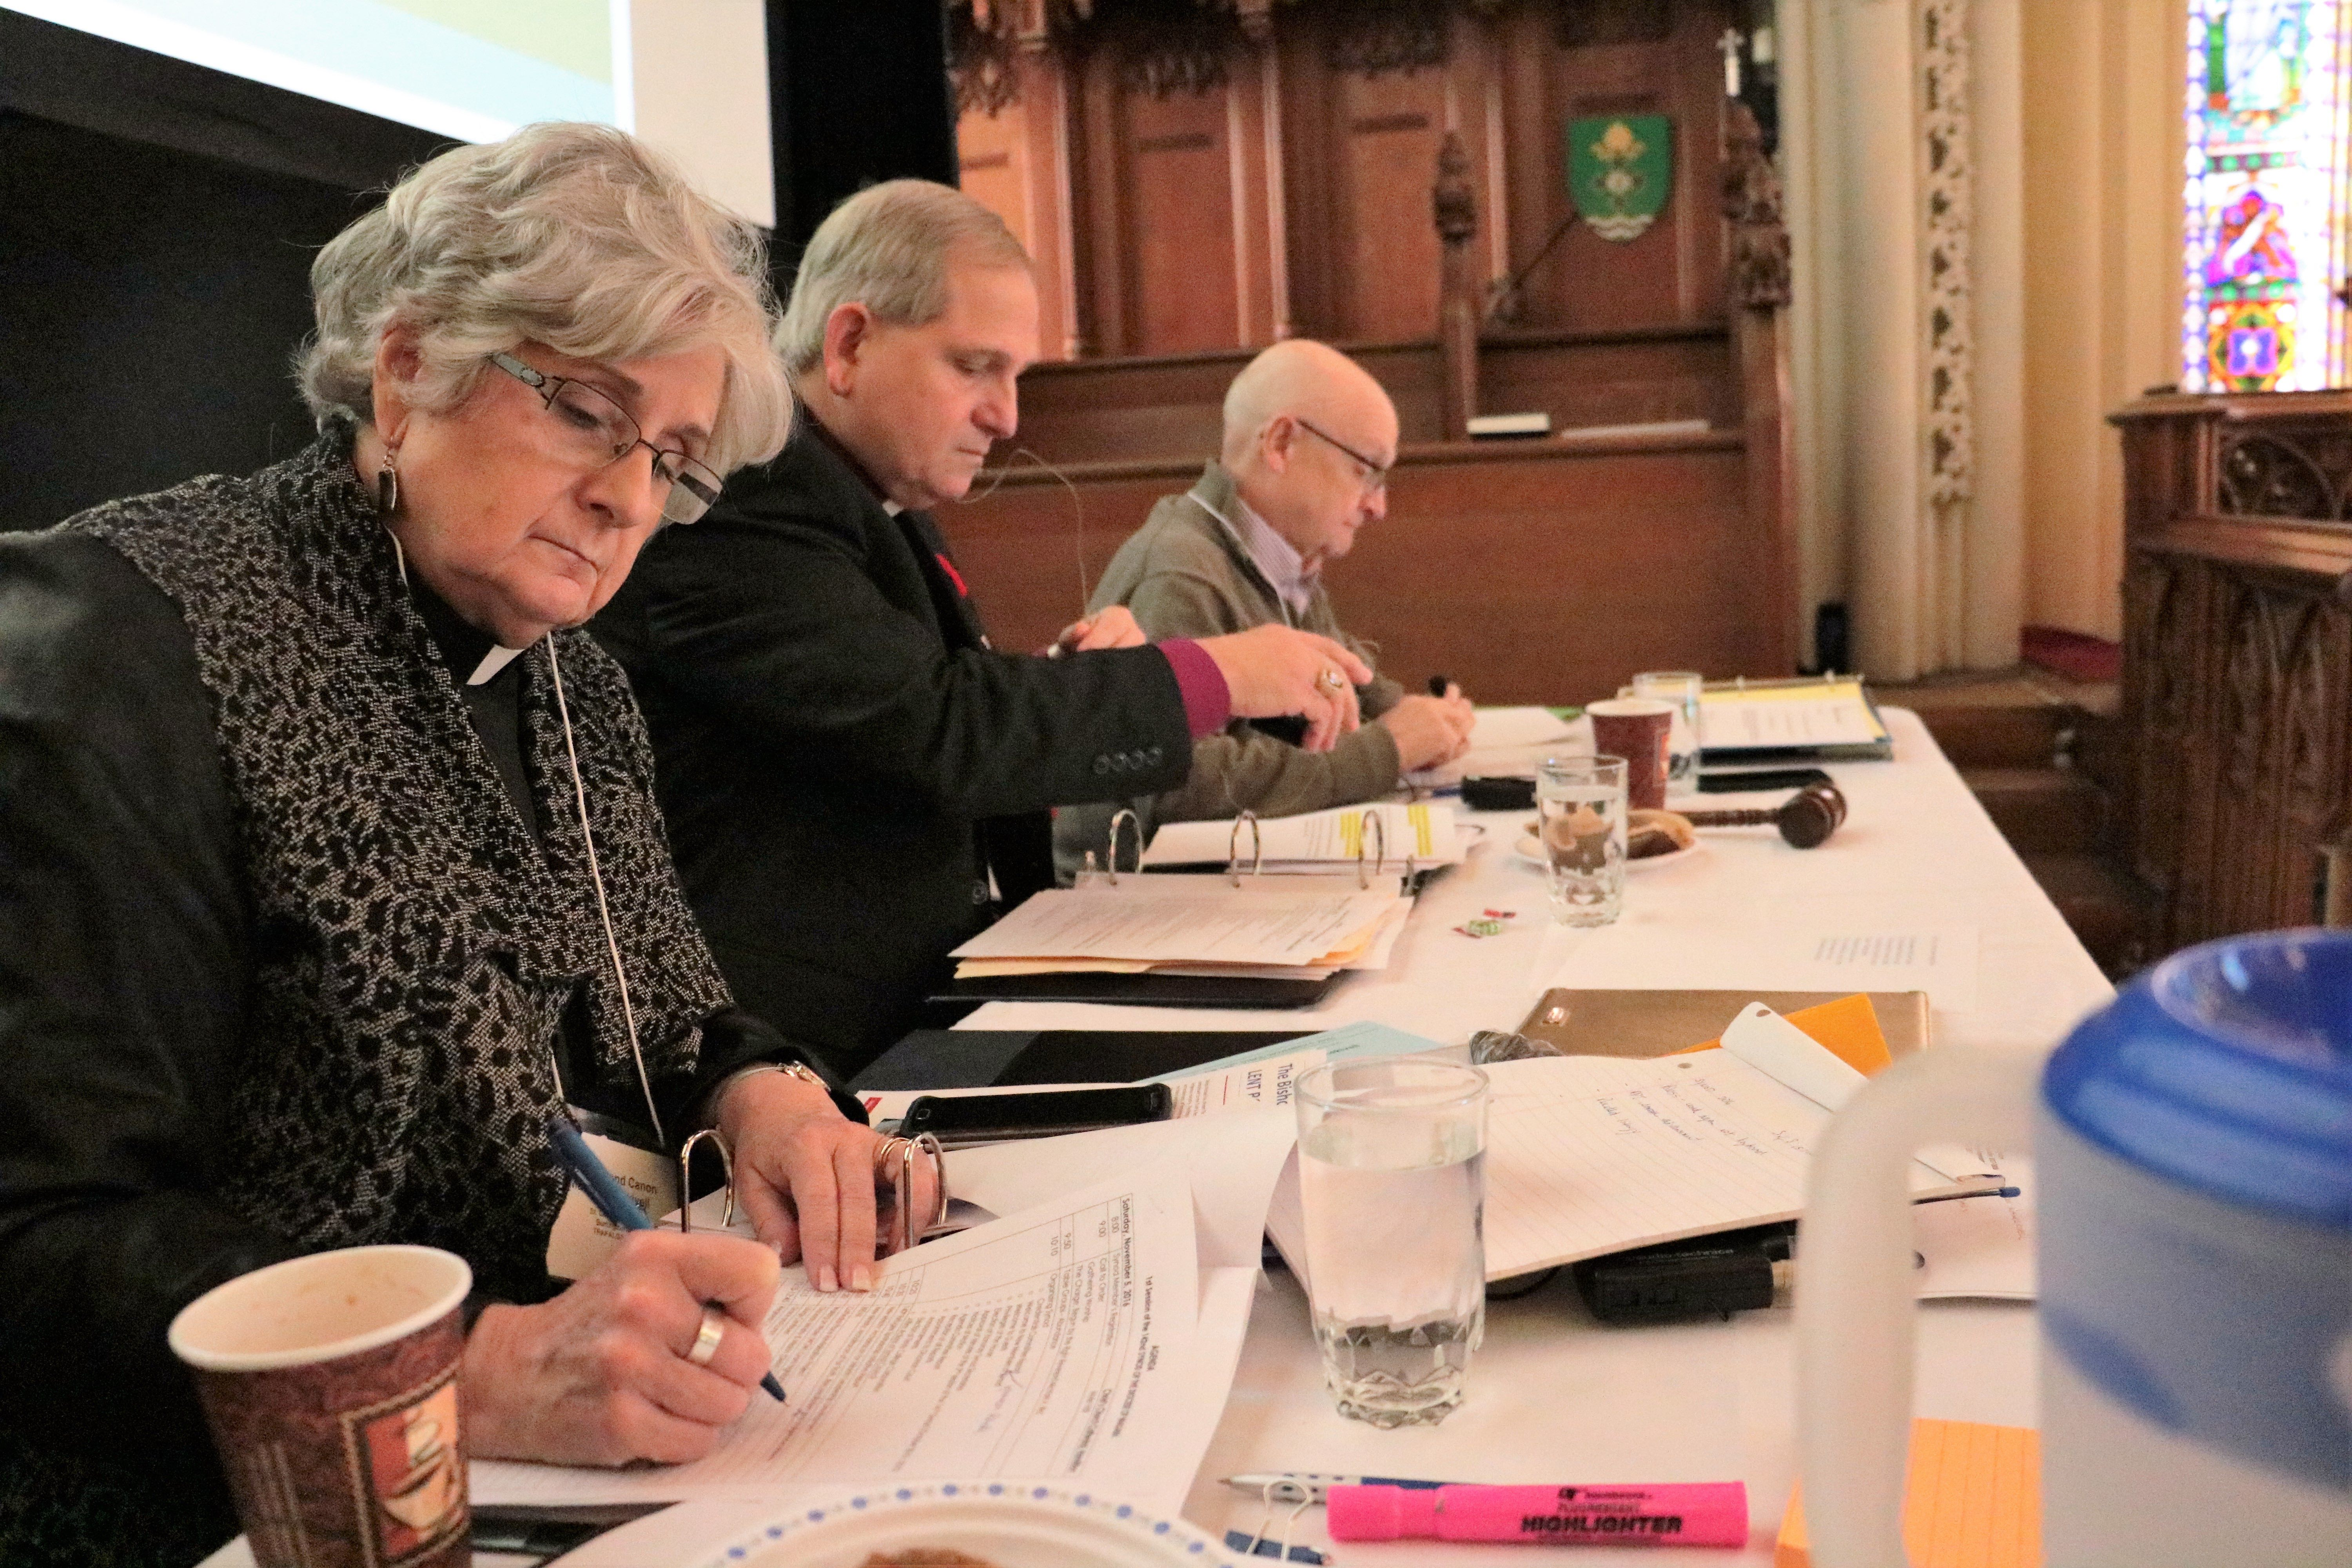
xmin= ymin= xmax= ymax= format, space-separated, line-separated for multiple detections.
xmin=0 ymin=422 xmax=842 ymax=1566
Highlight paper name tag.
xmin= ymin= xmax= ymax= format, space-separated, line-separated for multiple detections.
xmin=544 ymin=1123 xmax=680 ymax=1281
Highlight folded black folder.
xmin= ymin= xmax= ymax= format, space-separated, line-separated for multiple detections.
xmin=853 ymin=1029 xmax=1316 ymax=1093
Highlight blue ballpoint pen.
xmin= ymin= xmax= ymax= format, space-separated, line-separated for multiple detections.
xmin=546 ymin=1113 xmax=786 ymax=1402
xmin=1223 ymin=1474 xmax=1470 ymax=1504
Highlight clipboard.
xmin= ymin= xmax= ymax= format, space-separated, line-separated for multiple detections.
xmin=1514 ymin=988 xmax=1930 ymax=1061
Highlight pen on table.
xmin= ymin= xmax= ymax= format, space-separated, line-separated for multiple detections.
xmin=545 ymin=1113 xmax=787 ymax=1403
xmin=1223 ymin=1473 xmax=1468 ymax=1504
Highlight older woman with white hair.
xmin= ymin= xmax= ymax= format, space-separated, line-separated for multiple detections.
xmin=0 ymin=124 xmax=928 ymax=1565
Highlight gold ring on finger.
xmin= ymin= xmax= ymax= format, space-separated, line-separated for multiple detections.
xmin=686 ymin=1304 xmax=726 ymax=1367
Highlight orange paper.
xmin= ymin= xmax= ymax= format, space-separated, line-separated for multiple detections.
xmin=1775 ymin=1418 xmax=2042 ymax=1568
xmin=1678 ymin=992 xmax=1896 ymax=1075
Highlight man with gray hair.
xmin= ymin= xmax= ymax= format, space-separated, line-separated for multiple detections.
xmin=1056 ymin=339 xmax=1475 ymax=874
xmin=597 ymin=180 xmax=1370 ymax=1074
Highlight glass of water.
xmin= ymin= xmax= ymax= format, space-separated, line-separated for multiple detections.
xmin=1629 ymin=670 xmax=1704 ymax=783
xmin=1296 ymin=1056 xmax=1489 ymax=1428
xmin=1537 ymin=753 xmax=1627 ymax=926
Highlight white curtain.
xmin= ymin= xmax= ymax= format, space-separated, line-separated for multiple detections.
xmin=1780 ymin=0 xmax=2026 ymax=679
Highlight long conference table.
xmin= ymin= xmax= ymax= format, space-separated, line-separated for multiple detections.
xmin=962 ymin=706 xmax=2113 ymax=1564
xmin=200 ymin=707 xmax=2111 ymax=1565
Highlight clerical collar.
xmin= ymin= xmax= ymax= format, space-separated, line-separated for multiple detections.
xmin=407 ymin=571 xmax=527 ymax=687
xmin=806 ymin=413 xmax=902 ymax=514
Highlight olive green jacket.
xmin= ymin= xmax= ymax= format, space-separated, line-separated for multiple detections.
xmin=1055 ymin=462 xmax=1405 ymax=877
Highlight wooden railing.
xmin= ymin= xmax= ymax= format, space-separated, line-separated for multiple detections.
xmin=2109 ymin=391 xmax=2352 ymax=946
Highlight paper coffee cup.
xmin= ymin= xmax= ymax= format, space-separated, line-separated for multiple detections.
xmin=1586 ymin=698 xmax=1675 ymax=810
xmin=170 ymin=1245 xmax=473 ymax=1568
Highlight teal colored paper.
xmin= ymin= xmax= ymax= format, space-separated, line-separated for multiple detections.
xmin=1145 ymin=1021 xmax=1446 ymax=1083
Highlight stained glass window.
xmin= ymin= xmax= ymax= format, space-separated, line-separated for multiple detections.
xmin=2182 ymin=1 xmax=2352 ymax=392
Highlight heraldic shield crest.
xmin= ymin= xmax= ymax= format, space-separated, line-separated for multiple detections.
xmin=1568 ymin=114 xmax=1671 ymax=241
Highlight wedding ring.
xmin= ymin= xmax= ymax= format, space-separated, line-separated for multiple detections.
xmin=686 ymin=1305 xmax=726 ymax=1367
xmin=1315 ymin=667 xmax=1345 ymax=695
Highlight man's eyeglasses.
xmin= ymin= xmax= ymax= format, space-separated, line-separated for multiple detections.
xmin=1294 ymin=417 xmax=1392 ymax=497
xmin=488 ymin=352 xmax=724 ymax=525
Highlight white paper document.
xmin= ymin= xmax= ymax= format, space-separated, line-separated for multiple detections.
xmin=477 ymin=1160 xmax=1210 ymax=1508
xmin=951 ymin=878 xmax=1401 ymax=969
xmin=1140 ymin=802 xmax=1465 ymax=871
xmin=1265 ymin=1016 xmax=1989 ymax=1282
xmin=1699 ymin=681 xmax=1889 ymax=751
xmin=1163 ymin=1047 xmax=1326 ymax=1118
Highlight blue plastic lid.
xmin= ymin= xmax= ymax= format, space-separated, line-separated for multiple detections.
xmin=2045 ymin=929 xmax=2352 ymax=1231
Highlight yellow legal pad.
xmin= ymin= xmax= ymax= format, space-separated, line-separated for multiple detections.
xmin=1776 ymin=1418 xmax=2042 ymax=1568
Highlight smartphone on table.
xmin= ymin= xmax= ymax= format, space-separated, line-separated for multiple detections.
xmin=897 ymin=1083 xmax=1173 ymax=1149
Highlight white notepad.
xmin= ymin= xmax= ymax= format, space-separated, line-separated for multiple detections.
xmin=1265 ymin=1007 xmax=2000 ymax=1283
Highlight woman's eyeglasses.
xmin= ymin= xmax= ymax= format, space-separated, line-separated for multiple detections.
xmin=488 ymin=352 xmax=724 ymax=525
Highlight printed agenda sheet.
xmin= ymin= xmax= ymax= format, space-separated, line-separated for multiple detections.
xmin=474 ymin=1158 xmax=1212 ymax=1508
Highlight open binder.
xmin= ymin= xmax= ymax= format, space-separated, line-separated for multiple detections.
xmin=938 ymin=809 xmax=1411 ymax=1010
xmin=1698 ymin=675 xmax=1895 ymax=763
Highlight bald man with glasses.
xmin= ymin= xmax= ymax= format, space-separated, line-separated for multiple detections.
xmin=1057 ymin=340 xmax=1475 ymax=873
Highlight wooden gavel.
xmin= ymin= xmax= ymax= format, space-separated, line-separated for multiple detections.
xmin=1681 ymin=782 xmax=1849 ymax=849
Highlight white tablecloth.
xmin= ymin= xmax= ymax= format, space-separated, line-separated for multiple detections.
xmin=202 ymin=709 xmax=2112 ymax=1566
xmin=983 ymin=707 xmax=2112 ymax=1562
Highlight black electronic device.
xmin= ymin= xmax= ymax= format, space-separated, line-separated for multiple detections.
xmin=1695 ymin=766 xmax=1834 ymax=795
xmin=897 ymin=1083 xmax=1173 ymax=1148
xmin=1570 ymin=1221 xmax=1795 ymax=1325
xmin=1461 ymin=775 xmax=1538 ymax=811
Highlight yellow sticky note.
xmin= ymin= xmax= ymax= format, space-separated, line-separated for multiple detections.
xmin=1776 ymin=1418 xmax=2042 ymax=1568
xmin=1680 ymin=993 xmax=1894 ymax=1075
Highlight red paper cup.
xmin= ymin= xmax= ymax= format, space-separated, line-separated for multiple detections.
xmin=169 ymin=1245 xmax=473 ymax=1568
xmin=1587 ymin=698 xmax=1675 ymax=810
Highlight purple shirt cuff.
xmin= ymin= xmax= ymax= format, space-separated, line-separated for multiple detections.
xmin=1158 ymin=639 xmax=1231 ymax=739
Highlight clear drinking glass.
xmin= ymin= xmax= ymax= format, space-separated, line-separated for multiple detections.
xmin=1630 ymin=670 xmax=1704 ymax=782
xmin=1537 ymin=753 xmax=1628 ymax=926
xmin=1296 ymin=1057 xmax=1489 ymax=1428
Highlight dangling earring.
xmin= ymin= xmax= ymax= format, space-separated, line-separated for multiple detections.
xmin=375 ymin=454 xmax=401 ymax=515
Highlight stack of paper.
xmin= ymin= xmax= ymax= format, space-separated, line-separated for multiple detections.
xmin=1138 ymin=801 xmax=1467 ymax=873
xmin=1699 ymin=677 xmax=1893 ymax=759
xmin=950 ymin=873 xmax=1412 ymax=981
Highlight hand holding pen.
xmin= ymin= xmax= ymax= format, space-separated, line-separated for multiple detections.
xmin=461 ymin=1139 xmax=784 ymax=1467
xmin=546 ymin=1114 xmax=786 ymax=1403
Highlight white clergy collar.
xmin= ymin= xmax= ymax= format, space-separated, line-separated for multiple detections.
xmin=466 ymin=646 xmax=527 ymax=686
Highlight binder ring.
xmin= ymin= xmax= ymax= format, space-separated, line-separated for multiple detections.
xmin=889 ymin=1131 xmax=950 ymax=1256
xmin=1227 ymin=810 xmax=1263 ymax=887
xmin=675 ymin=1128 xmax=737 ymax=1232
xmin=1105 ymin=808 xmax=1141 ymax=886
xmin=1356 ymin=809 xmax=1386 ymax=890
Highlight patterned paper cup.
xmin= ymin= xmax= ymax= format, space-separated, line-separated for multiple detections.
xmin=169 ymin=1245 xmax=472 ymax=1568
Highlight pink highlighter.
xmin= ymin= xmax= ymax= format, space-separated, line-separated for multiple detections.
xmin=1327 ymin=1481 xmax=1748 ymax=1548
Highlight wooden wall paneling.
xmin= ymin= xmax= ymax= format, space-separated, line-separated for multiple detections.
xmin=1274 ymin=18 xmax=1338 ymax=339
xmin=2112 ymin=393 xmax=2352 ymax=950
xmin=1494 ymin=0 xmax=1564 ymax=329
xmin=1479 ymin=327 xmax=1736 ymax=430
xmin=1029 ymin=47 xmax=1083 ymax=361
xmin=937 ymin=432 xmax=1755 ymax=707
xmin=1314 ymin=13 xmax=1464 ymax=342
xmin=1226 ymin=41 xmax=1278 ymax=347
xmin=1076 ymin=45 xmax=1129 ymax=357
xmin=1114 ymin=53 xmax=1244 ymax=353
xmin=1258 ymin=31 xmax=1295 ymax=341
xmin=1531 ymin=0 xmax=1732 ymax=332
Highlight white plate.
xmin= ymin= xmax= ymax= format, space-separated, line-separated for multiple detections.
xmin=695 ymin=1481 xmax=1241 ymax=1568
xmin=1514 ymin=831 xmax=1703 ymax=871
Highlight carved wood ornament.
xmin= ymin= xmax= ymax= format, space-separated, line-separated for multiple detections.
xmin=1721 ymin=100 xmax=1789 ymax=310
